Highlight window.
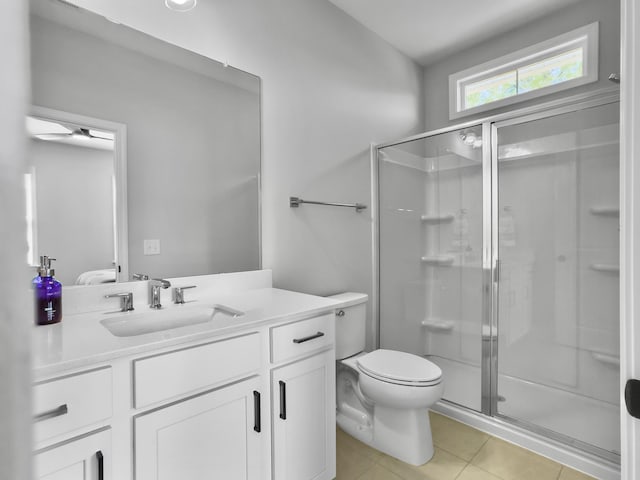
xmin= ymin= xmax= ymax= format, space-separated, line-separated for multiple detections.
xmin=449 ymin=23 xmax=598 ymax=119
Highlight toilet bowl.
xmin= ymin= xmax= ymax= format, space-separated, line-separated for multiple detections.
xmin=330 ymin=293 xmax=444 ymax=466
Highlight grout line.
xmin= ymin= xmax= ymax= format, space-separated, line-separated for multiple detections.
xmin=452 ymin=462 xmax=469 ymax=480
xmin=472 ymin=463 xmax=509 ymax=480
xmin=468 ymin=434 xmax=492 ymax=464
xmin=433 ymin=443 xmax=475 ymax=463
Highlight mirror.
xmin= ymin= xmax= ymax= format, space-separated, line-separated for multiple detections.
xmin=28 ymin=0 xmax=261 ymax=285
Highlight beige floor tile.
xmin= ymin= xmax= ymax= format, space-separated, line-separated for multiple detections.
xmin=558 ymin=467 xmax=597 ymax=480
xmin=456 ymin=464 xmax=505 ymax=480
xmin=355 ymin=464 xmax=404 ymax=480
xmin=471 ymin=437 xmax=562 ymax=480
xmin=337 ymin=446 xmax=377 ymax=480
xmin=337 ymin=428 xmax=384 ymax=461
xmin=429 ymin=412 xmax=490 ymax=461
xmin=337 ymin=428 xmax=380 ymax=480
xmin=377 ymin=447 xmax=467 ymax=480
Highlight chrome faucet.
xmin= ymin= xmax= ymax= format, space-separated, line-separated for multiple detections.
xmin=149 ymin=278 xmax=171 ymax=309
xmin=173 ymin=285 xmax=197 ymax=304
xmin=105 ymin=292 xmax=134 ymax=312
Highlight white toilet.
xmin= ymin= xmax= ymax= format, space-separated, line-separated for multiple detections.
xmin=330 ymin=293 xmax=443 ymax=466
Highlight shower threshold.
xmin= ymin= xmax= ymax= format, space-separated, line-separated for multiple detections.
xmin=428 ymin=356 xmax=620 ymax=456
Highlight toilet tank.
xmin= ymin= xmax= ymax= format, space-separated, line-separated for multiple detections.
xmin=327 ymin=292 xmax=368 ymax=360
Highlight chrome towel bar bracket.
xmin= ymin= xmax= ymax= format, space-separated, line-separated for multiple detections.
xmin=289 ymin=196 xmax=367 ymax=213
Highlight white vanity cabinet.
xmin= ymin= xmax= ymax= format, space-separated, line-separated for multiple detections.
xmin=270 ymin=314 xmax=336 ymax=480
xmin=135 ymin=376 xmax=264 ymax=480
xmin=33 ymin=289 xmax=340 ymax=480
xmin=34 ymin=429 xmax=111 ymax=480
xmin=33 ymin=367 xmax=113 ymax=480
xmin=33 ymin=367 xmax=112 ymax=447
xmin=132 ymin=332 xmax=267 ymax=480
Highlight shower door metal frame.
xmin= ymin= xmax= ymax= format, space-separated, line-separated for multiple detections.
xmin=488 ymin=93 xmax=621 ymax=464
xmin=374 ymin=86 xmax=620 ymax=464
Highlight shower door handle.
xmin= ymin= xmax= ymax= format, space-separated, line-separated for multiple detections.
xmin=625 ymin=379 xmax=640 ymax=419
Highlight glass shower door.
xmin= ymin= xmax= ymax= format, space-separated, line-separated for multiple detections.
xmin=378 ymin=125 xmax=485 ymax=412
xmin=494 ymin=101 xmax=620 ymax=456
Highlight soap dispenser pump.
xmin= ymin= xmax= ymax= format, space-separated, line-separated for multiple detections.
xmin=34 ymin=256 xmax=63 ymax=325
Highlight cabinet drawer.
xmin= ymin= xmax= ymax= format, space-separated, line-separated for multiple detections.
xmin=271 ymin=313 xmax=334 ymax=364
xmin=35 ymin=428 xmax=111 ymax=480
xmin=33 ymin=367 xmax=112 ymax=445
xmin=134 ymin=333 xmax=261 ymax=408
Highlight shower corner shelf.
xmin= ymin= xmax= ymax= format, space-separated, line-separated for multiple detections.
xmin=421 ymin=255 xmax=455 ymax=266
xmin=589 ymin=206 xmax=620 ymax=217
xmin=590 ymin=263 xmax=620 ymax=273
xmin=421 ymin=318 xmax=455 ymax=332
xmin=420 ymin=213 xmax=455 ymax=223
xmin=591 ymin=351 xmax=620 ymax=368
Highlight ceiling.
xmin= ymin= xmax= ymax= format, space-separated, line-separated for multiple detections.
xmin=327 ymin=0 xmax=585 ymax=66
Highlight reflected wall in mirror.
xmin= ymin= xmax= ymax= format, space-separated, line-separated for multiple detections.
xmin=29 ymin=0 xmax=261 ymax=284
xmin=26 ymin=109 xmax=127 ymax=285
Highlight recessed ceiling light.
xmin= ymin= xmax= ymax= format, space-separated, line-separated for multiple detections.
xmin=165 ymin=0 xmax=196 ymax=12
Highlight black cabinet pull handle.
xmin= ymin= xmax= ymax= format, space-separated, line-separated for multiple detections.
xmin=293 ymin=331 xmax=324 ymax=344
xmin=625 ymin=379 xmax=640 ymax=419
xmin=96 ymin=450 xmax=104 ymax=480
xmin=253 ymin=391 xmax=261 ymax=432
xmin=279 ymin=380 xmax=287 ymax=420
xmin=34 ymin=404 xmax=68 ymax=422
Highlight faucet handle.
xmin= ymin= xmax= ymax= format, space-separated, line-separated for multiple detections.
xmin=105 ymin=292 xmax=134 ymax=312
xmin=132 ymin=273 xmax=149 ymax=281
xmin=173 ymin=285 xmax=196 ymax=304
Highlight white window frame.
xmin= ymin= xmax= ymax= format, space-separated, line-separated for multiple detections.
xmin=449 ymin=22 xmax=599 ymax=120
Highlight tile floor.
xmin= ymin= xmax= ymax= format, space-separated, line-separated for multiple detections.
xmin=336 ymin=411 xmax=597 ymax=480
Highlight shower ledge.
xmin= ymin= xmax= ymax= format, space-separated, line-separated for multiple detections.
xmin=420 ymin=213 xmax=455 ymax=223
xmin=421 ymin=318 xmax=455 ymax=332
xmin=421 ymin=255 xmax=455 ymax=265
xmin=589 ymin=206 xmax=619 ymax=217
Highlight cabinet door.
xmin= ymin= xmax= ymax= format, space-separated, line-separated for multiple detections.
xmin=135 ymin=376 xmax=264 ymax=480
xmin=272 ymin=350 xmax=336 ymax=480
xmin=35 ymin=429 xmax=111 ymax=480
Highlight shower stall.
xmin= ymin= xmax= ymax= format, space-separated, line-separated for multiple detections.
xmin=376 ymin=92 xmax=620 ymax=466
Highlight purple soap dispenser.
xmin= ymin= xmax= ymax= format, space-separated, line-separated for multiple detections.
xmin=34 ymin=256 xmax=63 ymax=325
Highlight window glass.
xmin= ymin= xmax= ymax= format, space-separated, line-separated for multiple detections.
xmin=449 ymin=23 xmax=598 ymax=119
xmin=465 ymin=70 xmax=517 ymax=109
xmin=517 ymin=48 xmax=583 ymax=94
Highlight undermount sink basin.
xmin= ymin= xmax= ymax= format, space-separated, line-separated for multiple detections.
xmin=100 ymin=304 xmax=244 ymax=337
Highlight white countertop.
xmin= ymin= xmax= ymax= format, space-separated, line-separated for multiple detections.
xmin=33 ymin=288 xmax=343 ymax=380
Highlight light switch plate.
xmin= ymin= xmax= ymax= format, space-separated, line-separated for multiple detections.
xmin=144 ymin=239 xmax=160 ymax=255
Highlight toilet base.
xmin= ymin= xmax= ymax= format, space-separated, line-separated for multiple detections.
xmin=337 ymin=406 xmax=435 ymax=466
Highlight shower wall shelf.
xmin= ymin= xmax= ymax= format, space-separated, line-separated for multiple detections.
xmin=590 ymin=263 xmax=620 ymax=273
xmin=421 ymin=318 xmax=455 ymax=332
xmin=591 ymin=352 xmax=620 ymax=368
xmin=421 ymin=255 xmax=455 ymax=265
xmin=589 ymin=206 xmax=620 ymax=217
xmin=421 ymin=213 xmax=455 ymax=223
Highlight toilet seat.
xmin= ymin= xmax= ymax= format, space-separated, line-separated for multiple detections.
xmin=356 ymin=349 xmax=442 ymax=387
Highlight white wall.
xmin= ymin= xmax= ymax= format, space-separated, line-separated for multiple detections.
xmin=67 ymin=0 xmax=425 ymax=347
xmin=0 ymin=1 xmax=32 ymax=480
xmin=423 ymin=0 xmax=620 ymax=130
xmin=29 ymin=139 xmax=115 ymax=285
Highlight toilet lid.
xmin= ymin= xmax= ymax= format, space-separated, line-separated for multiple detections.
xmin=356 ymin=349 xmax=442 ymax=385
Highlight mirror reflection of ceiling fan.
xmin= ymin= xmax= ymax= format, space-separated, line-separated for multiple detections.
xmin=26 ymin=116 xmax=114 ymax=150
xmin=36 ymin=127 xmax=113 ymax=141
